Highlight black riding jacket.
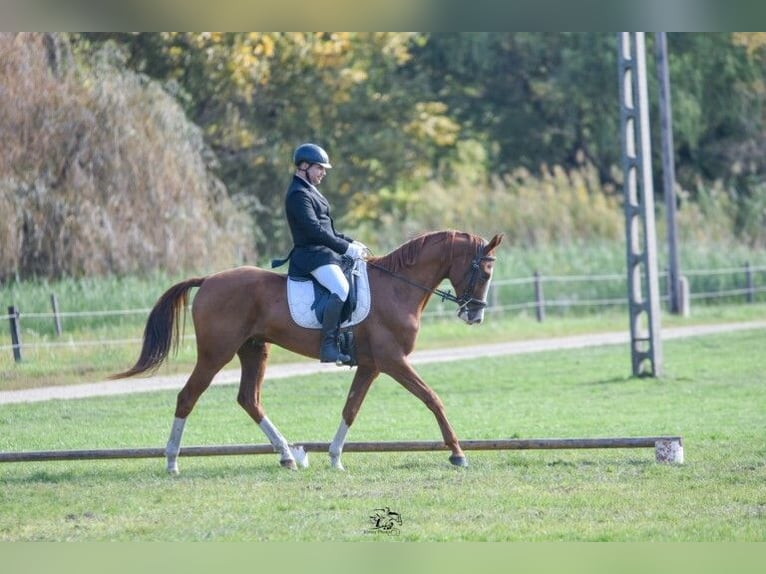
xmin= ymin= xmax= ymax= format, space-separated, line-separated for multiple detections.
xmin=283 ymin=174 xmax=353 ymax=278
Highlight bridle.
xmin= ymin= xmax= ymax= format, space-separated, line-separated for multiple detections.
xmin=366 ymin=243 xmax=496 ymax=314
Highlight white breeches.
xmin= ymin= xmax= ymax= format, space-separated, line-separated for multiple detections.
xmin=311 ymin=264 xmax=349 ymax=300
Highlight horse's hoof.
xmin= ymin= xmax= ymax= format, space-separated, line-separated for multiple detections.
xmin=449 ymin=455 xmax=468 ymax=467
xmin=290 ymin=445 xmax=309 ymax=468
xmin=280 ymin=458 xmax=298 ymax=471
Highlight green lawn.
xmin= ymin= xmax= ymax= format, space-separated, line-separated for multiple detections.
xmin=2 ymin=302 xmax=765 ymax=390
xmin=0 ymin=327 xmax=764 ymax=541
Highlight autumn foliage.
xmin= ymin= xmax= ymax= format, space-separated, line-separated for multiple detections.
xmin=0 ymin=33 xmax=253 ymax=281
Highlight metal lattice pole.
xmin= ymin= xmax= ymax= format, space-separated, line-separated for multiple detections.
xmin=655 ymin=32 xmax=683 ymax=315
xmin=617 ymin=32 xmax=663 ymax=377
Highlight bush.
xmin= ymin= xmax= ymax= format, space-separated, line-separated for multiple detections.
xmin=351 ymin=143 xmax=624 ymax=253
xmin=0 ymin=34 xmax=254 ymax=282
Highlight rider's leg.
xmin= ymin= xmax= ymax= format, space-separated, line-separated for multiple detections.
xmin=311 ymin=264 xmax=351 ymax=364
xmin=310 ymin=264 xmax=350 ymax=301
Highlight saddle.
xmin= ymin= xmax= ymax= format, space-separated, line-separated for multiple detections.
xmin=286 ymin=258 xmax=371 ymax=330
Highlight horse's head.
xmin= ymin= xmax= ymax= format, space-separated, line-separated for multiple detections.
xmin=450 ymin=232 xmax=504 ymax=325
xmin=368 ymin=230 xmax=503 ymax=325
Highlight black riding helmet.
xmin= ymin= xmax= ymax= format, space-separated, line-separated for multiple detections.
xmin=293 ymin=143 xmax=332 ymax=169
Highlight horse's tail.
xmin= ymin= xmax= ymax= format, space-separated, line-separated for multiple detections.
xmin=110 ymin=277 xmax=206 ymax=379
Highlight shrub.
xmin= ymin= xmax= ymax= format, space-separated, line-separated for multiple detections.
xmin=0 ymin=33 xmax=254 ymax=282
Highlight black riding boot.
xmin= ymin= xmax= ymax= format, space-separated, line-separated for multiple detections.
xmin=320 ymin=294 xmax=351 ymax=365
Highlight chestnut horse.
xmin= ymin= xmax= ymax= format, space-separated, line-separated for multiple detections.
xmin=112 ymin=230 xmax=503 ymax=473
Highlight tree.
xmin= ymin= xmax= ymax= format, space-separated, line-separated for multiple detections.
xmin=410 ymin=33 xmax=620 ymax=182
xmin=76 ymin=33 xmax=460 ymax=256
xmin=0 ymin=33 xmax=252 ymax=280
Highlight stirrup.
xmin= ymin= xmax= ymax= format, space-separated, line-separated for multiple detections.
xmin=320 ymin=337 xmax=351 ymax=365
xmin=334 ymin=353 xmax=352 ymax=366
xmin=320 ymin=349 xmax=351 ymax=365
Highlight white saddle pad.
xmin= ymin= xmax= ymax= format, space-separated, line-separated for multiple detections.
xmin=287 ymin=261 xmax=371 ymax=329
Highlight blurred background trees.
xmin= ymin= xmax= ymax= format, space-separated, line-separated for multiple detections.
xmin=2 ymin=32 xmax=765 ymax=281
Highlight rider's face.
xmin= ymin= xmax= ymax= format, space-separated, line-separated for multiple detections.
xmin=306 ymin=164 xmax=327 ymax=186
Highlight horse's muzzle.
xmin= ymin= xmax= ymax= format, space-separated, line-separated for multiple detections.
xmin=459 ymin=307 xmax=485 ymax=325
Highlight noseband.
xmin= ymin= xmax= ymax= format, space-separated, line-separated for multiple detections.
xmin=453 ymin=247 xmax=496 ymax=313
xmin=367 ymin=243 xmax=495 ymax=315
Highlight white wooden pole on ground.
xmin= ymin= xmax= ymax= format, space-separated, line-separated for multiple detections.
xmin=0 ymin=436 xmax=684 ymax=464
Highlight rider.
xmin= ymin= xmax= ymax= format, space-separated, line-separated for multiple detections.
xmin=281 ymin=143 xmax=367 ymax=364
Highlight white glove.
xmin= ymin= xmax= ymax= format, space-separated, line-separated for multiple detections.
xmin=344 ymin=242 xmax=366 ymax=260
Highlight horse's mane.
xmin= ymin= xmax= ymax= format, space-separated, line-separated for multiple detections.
xmin=369 ymin=230 xmax=476 ymax=273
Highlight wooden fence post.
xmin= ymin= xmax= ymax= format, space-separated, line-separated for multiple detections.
xmin=7 ymin=305 xmax=22 ymax=363
xmin=487 ymin=283 xmax=498 ymax=310
xmin=534 ymin=271 xmax=545 ymax=322
xmin=664 ymin=266 xmax=670 ymax=310
xmin=50 ymin=293 xmax=62 ymax=336
xmin=745 ymin=262 xmax=754 ymax=304
xmin=678 ymin=276 xmax=690 ymax=317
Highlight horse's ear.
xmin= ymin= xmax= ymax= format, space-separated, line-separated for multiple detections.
xmin=484 ymin=233 xmax=504 ymax=254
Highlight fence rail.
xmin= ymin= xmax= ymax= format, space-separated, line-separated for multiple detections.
xmin=4 ymin=263 xmax=766 ymax=361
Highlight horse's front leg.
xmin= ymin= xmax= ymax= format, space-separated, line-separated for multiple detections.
xmin=329 ymin=366 xmax=380 ymax=470
xmin=384 ymin=358 xmax=467 ymax=467
xmin=236 ymin=341 xmax=297 ymax=470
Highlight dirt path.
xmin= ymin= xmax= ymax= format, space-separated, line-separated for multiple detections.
xmin=1 ymin=321 xmax=764 ymax=405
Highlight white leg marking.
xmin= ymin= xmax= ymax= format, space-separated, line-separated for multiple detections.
xmin=290 ymin=445 xmax=309 ymax=468
xmin=165 ymin=417 xmax=186 ymax=475
xmin=259 ymin=416 xmax=294 ymax=465
xmin=329 ymin=420 xmax=349 ymax=470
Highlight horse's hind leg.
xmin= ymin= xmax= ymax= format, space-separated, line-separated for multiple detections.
xmin=236 ymin=340 xmax=297 ymax=470
xmin=165 ymin=358 xmax=227 ymax=475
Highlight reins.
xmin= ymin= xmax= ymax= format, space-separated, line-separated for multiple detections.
xmin=365 ymin=243 xmax=495 ymax=312
xmin=365 ymin=260 xmax=464 ymax=305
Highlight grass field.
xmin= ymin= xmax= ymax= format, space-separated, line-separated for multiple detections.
xmin=2 ymin=300 xmax=765 ymax=390
xmin=1 ymin=326 xmax=764 ymax=541
xmin=2 ymin=236 xmax=766 ymax=390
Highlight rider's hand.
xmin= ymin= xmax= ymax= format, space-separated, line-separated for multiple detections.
xmin=344 ymin=242 xmax=367 ymax=260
